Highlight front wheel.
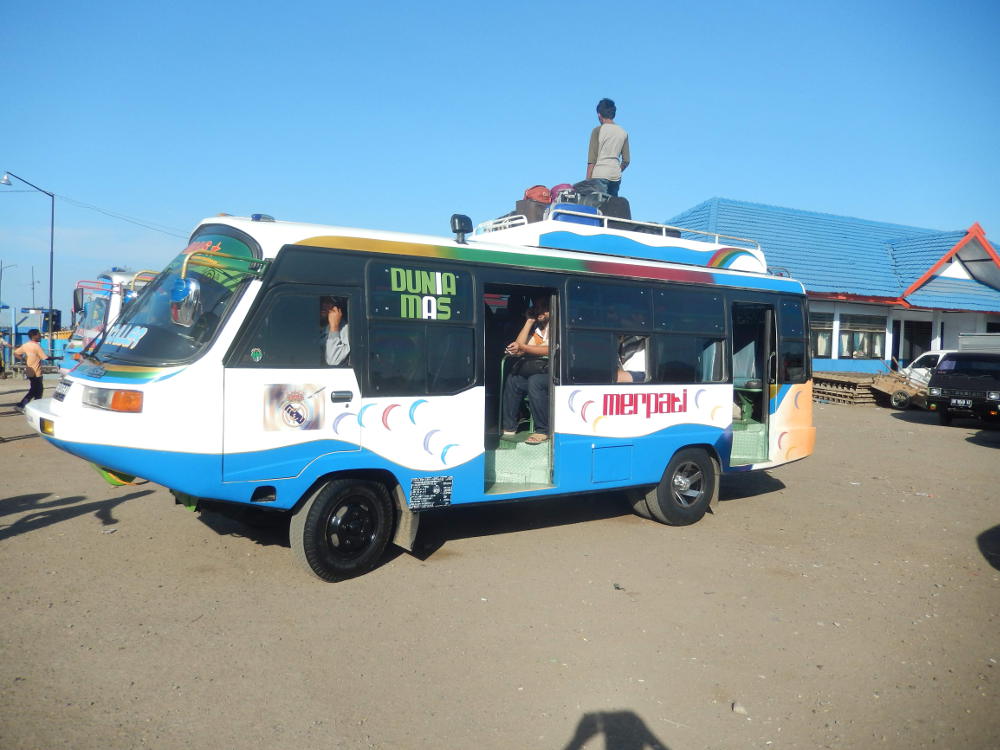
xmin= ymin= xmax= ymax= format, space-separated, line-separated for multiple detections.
xmin=644 ymin=448 xmax=718 ymax=526
xmin=290 ymin=479 xmax=394 ymax=581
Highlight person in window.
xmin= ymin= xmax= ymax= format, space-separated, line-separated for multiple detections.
xmin=616 ymin=335 xmax=647 ymax=383
xmin=321 ymin=296 xmax=350 ymax=366
xmin=501 ymin=298 xmax=550 ymax=445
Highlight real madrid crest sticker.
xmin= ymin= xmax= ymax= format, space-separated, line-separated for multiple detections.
xmin=280 ymin=390 xmax=311 ymax=428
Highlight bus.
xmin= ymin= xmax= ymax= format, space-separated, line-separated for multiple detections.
xmin=60 ymin=269 xmax=157 ymax=373
xmin=25 ymin=209 xmax=815 ymax=581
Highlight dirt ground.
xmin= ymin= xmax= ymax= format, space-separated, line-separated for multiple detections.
xmin=1 ymin=378 xmax=998 ymax=750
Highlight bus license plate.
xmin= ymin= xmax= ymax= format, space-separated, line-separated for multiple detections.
xmin=54 ymin=378 xmax=72 ymax=402
xmin=950 ymin=398 xmax=971 ymax=408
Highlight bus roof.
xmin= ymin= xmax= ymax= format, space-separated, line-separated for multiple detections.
xmin=195 ymin=215 xmax=805 ymax=296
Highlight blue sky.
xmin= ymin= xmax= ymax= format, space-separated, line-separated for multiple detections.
xmin=2 ymin=0 xmax=999 ymax=319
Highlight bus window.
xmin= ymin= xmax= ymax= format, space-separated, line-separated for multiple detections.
xmin=652 ymin=334 xmax=725 ymax=384
xmin=569 ymin=281 xmax=651 ymax=330
xmin=369 ymin=322 xmax=475 ymax=396
xmin=779 ymin=298 xmax=808 ymax=383
xmin=568 ymin=330 xmax=616 ymax=384
xmin=653 ymin=288 xmax=725 ymax=335
xmin=235 ymin=290 xmax=353 ymax=369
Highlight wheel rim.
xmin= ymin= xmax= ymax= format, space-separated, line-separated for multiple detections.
xmin=891 ymin=391 xmax=908 ymax=408
xmin=324 ymin=496 xmax=377 ymax=561
xmin=670 ymin=460 xmax=705 ymax=508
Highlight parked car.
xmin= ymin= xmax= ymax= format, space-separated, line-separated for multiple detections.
xmin=925 ymin=352 xmax=1000 ymax=425
xmin=883 ymin=350 xmax=955 ymax=409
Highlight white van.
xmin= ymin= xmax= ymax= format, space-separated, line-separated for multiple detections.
xmin=898 ymin=350 xmax=955 ymax=389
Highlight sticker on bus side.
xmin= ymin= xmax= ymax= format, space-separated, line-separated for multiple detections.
xmin=410 ymin=476 xmax=453 ymax=509
xmin=263 ymin=384 xmax=325 ymax=431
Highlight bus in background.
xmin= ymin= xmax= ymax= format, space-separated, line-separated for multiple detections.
xmin=25 ymin=210 xmax=815 ymax=581
xmin=60 ymin=269 xmax=157 ymax=373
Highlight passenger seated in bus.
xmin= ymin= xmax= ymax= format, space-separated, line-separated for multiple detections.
xmin=321 ymin=296 xmax=350 ymax=366
xmin=616 ymin=335 xmax=648 ymax=383
xmin=501 ymin=298 xmax=550 ymax=445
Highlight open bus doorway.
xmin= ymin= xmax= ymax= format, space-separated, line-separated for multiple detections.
xmin=731 ymin=302 xmax=775 ymax=465
xmin=483 ymin=285 xmax=557 ymax=493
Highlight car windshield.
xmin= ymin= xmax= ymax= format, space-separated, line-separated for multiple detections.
xmin=937 ymin=354 xmax=1000 ymax=376
xmin=89 ymin=230 xmax=263 ymax=366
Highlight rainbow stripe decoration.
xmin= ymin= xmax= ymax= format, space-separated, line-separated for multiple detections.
xmin=296 ymin=234 xmax=800 ymax=293
xmin=72 ymin=361 xmax=185 ymax=385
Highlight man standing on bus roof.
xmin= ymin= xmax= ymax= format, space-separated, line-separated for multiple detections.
xmin=586 ymin=98 xmax=630 ymax=197
xmin=14 ymin=328 xmax=48 ymax=413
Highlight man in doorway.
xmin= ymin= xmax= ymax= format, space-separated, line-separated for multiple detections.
xmin=586 ymin=98 xmax=630 ymax=197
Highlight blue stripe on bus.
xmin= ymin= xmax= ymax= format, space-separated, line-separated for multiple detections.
xmin=47 ymin=420 xmax=732 ymax=511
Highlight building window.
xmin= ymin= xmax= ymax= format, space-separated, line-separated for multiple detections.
xmin=810 ymin=312 xmax=833 ymax=358
xmin=839 ymin=314 xmax=886 ymax=359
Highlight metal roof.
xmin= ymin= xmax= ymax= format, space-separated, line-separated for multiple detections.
xmin=666 ymin=198 xmax=999 ymax=312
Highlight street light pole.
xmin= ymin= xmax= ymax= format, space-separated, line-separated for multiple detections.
xmin=0 ymin=261 xmax=16 ymax=375
xmin=1 ymin=171 xmax=55 ymax=360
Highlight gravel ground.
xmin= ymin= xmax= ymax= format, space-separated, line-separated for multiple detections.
xmin=1 ymin=380 xmax=998 ymax=750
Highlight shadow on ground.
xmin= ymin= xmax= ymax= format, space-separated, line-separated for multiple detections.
xmin=977 ymin=525 xmax=1000 ymax=571
xmin=562 ymin=710 xmax=671 ymax=749
xmin=0 ymin=489 xmax=155 ymax=541
xmin=191 ymin=470 xmax=786 ymax=566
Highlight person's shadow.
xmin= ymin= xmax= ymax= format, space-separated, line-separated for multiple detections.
xmin=562 ymin=711 xmax=670 ymax=750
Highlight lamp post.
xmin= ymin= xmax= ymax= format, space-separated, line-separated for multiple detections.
xmin=0 ymin=261 xmax=16 ymax=375
xmin=1 ymin=171 xmax=55 ymax=360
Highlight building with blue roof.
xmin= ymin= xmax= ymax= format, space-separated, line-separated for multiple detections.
xmin=667 ymin=198 xmax=1000 ymax=372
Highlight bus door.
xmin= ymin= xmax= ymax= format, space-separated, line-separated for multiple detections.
xmin=482 ymin=286 xmax=557 ymax=494
xmin=222 ymin=285 xmax=362 ymax=484
xmin=730 ymin=302 xmax=775 ymax=465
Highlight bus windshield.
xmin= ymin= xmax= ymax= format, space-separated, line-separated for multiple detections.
xmin=91 ymin=231 xmax=263 ymax=366
xmin=75 ymin=289 xmax=111 ymax=343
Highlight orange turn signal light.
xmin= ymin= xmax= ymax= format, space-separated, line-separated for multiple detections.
xmin=110 ymin=390 xmax=144 ymax=413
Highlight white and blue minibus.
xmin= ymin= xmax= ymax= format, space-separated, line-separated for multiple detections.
xmin=26 ymin=209 xmax=815 ymax=581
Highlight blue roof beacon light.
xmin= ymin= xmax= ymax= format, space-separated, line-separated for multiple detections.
xmin=251 ymin=213 xmax=275 ymax=222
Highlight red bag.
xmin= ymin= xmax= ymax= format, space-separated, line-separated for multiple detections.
xmin=524 ymin=185 xmax=551 ymax=203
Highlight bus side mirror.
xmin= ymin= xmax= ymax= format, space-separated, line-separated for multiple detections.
xmin=170 ymin=277 xmax=202 ymax=328
xmin=73 ymin=288 xmax=84 ymax=315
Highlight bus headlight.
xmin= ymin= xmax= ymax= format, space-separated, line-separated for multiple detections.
xmin=988 ymin=391 xmax=999 ymax=401
xmin=928 ymin=387 xmax=941 ymax=396
xmin=82 ymin=386 xmax=144 ymax=413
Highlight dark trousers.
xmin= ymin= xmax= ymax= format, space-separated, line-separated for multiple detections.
xmin=19 ymin=376 xmax=43 ymax=407
xmin=502 ymin=373 xmax=549 ymax=434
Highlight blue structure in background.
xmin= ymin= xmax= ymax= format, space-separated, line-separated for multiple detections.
xmin=667 ymin=198 xmax=1000 ymax=372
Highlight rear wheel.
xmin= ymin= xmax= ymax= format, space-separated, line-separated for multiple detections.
xmin=644 ymin=448 xmax=717 ymax=526
xmin=290 ymin=479 xmax=394 ymax=581
xmin=890 ymin=390 xmax=911 ymax=409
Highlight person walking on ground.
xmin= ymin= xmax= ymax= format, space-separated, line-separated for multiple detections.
xmin=13 ymin=329 xmax=48 ymax=413
xmin=586 ymin=98 xmax=630 ymax=197
xmin=0 ymin=331 xmax=9 ymax=376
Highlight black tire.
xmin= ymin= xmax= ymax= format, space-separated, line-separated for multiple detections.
xmin=938 ymin=410 xmax=952 ymax=426
xmin=890 ymin=390 xmax=911 ymax=410
xmin=290 ymin=479 xmax=394 ymax=582
xmin=644 ymin=448 xmax=717 ymax=526
xmin=628 ymin=489 xmax=654 ymax=520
